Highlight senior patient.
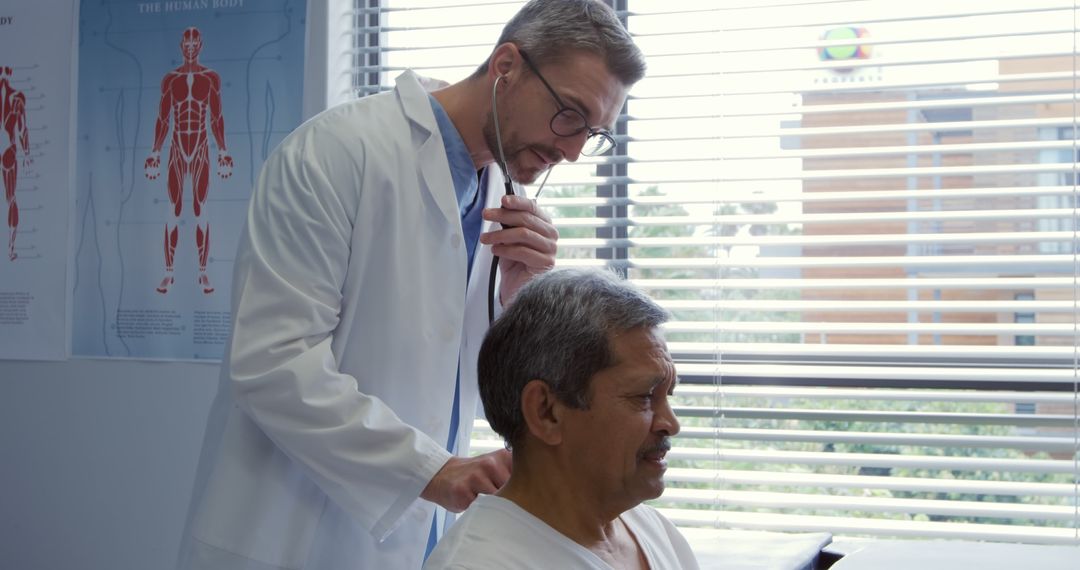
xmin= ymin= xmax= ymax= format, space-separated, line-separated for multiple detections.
xmin=424 ymin=268 xmax=699 ymax=569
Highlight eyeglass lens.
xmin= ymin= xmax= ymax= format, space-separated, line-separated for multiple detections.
xmin=551 ymin=110 xmax=614 ymax=156
xmin=582 ymin=134 xmax=614 ymax=156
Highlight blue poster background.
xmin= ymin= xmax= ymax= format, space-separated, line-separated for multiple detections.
xmin=73 ymin=0 xmax=306 ymax=360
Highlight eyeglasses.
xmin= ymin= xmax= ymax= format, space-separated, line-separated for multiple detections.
xmin=518 ymin=50 xmax=617 ymax=157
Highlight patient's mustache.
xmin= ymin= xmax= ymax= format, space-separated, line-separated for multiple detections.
xmin=640 ymin=439 xmax=672 ymax=457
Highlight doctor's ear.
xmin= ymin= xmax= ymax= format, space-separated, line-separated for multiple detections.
xmin=489 ymin=42 xmax=520 ymax=82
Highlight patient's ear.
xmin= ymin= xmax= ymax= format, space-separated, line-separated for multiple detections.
xmin=520 ymin=379 xmax=563 ymax=446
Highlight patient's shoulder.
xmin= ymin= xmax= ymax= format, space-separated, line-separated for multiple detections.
xmin=425 ymin=495 xmax=612 ymax=570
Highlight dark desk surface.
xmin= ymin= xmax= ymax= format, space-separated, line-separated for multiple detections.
xmin=826 ymin=539 xmax=1079 ymax=569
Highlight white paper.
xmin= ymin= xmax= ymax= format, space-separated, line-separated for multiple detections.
xmin=0 ymin=0 xmax=77 ymax=361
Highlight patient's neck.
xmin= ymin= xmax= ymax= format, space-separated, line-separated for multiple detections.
xmin=496 ymin=449 xmax=633 ymax=551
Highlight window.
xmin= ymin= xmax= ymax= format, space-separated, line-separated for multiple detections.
xmin=344 ymin=0 xmax=1080 ymax=544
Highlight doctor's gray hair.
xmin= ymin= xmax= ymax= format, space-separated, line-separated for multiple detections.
xmin=478 ymin=268 xmax=669 ymax=450
xmin=473 ymin=0 xmax=646 ymax=86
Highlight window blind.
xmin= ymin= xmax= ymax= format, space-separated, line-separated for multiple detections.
xmin=345 ymin=0 xmax=1080 ymax=544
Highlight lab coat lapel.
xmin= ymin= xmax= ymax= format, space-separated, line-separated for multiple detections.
xmin=395 ymin=70 xmax=460 ymax=230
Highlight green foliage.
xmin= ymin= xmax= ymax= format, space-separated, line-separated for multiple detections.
xmin=662 ymin=394 xmax=1078 ymax=528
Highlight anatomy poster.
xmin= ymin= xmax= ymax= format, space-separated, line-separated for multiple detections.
xmin=73 ymin=0 xmax=306 ymax=360
xmin=0 ymin=0 xmax=77 ymax=361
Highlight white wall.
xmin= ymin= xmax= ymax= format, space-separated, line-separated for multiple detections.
xmin=0 ymin=2 xmax=331 ymax=568
xmin=0 ymin=360 xmax=220 ymax=569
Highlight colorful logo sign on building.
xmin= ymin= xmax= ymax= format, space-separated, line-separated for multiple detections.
xmin=818 ymin=26 xmax=872 ymax=64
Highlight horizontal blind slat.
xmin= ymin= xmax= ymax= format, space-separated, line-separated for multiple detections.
xmin=672 ymin=426 xmax=1077 ymax=452
xmin=660 ymin=467 xmax=1079 ymax=497
xmin=654 ymin=488 xmax=1078 ymax=520
xmin=674 ymin=363 xmax=1080 ymax=384
xmin=657 ymin=509 xmax=1080 ymax=544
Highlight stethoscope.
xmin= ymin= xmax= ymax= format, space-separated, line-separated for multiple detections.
xmin=486 ymin=73 xmax=553 ymax=323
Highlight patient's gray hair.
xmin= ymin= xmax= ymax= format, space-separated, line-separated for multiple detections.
xmin=478 ymin=268 xmax=669 ymax=450
xmin=472 ymin=0 xmax=646 ymax=86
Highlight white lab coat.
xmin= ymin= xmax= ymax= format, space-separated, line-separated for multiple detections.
xmin=176 ymin=70 xmax=509 ymax=570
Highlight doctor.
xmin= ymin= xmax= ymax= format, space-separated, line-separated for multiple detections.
xmin=174 ymin=1 xmax=647 ymax=569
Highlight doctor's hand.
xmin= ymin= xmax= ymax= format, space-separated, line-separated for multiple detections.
xmin=421 ymin=448 xmax=511 ymax=513
xmin=480 ymin=195 xmax=558 ymax=306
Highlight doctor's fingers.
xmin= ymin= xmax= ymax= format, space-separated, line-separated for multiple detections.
xmin=480 ymin=225 xmax=557 ymax=256
xmin=498 ymin=194 xmax=549 ymax=219
xmin=493 ymin=244 xmax=556 ymax=274
xmin=487 ymin=448 xmax=513 ymax=488
xmin=483 ymin=203 xmax=556 ymax=238
xmin=463 ymin=451 xmax=511 ymax=498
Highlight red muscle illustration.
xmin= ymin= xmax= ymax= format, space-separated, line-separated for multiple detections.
xmin=1 ymin=66 xmax=31 ymax=261
xmin=145 ymin=27 xmax=232 ymax=294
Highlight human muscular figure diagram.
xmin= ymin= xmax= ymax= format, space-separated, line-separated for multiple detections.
xmin=1 ymin=66 xmax=31 ymax=262
xmin=145 ymin=27 xmax=232 ymax=294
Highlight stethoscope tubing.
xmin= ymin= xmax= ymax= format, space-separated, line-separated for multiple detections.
xmin=485 ymin=72 xmax=552 ymax=323
xmin=488 ymin=74 xmax=515 ymax=323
